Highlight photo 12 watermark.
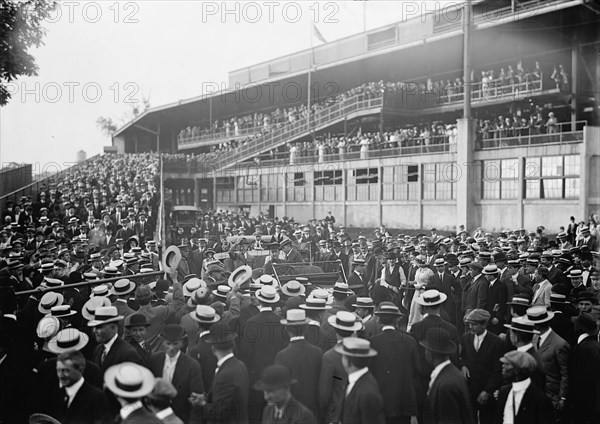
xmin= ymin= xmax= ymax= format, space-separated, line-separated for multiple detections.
xmin=44 ymin=1 xmax=140 ymax=24
xmin=4 ymin=81 xmax=144 ymax=104
xmin=201 ymin=1 xmax=339 ymax=24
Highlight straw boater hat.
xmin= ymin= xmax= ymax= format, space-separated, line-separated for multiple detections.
xmin=374 ymin=301 xmax=404 ymax=316
xmin=504 ymin=316 xmax=540 ymax=334
xmin=280 ymin=309 xmax=310 ymax=326
xmin=90 ymin=284 xmax=110 ymax=298
xmin=352 ymin=297 xmax=375 ymax=309
xmin=255 ymin=286 xmax=280 ymax=304
xmin=49 ymin=305 xmax=77 ymax=318
xmin=525 ymin=305 xmax=554 ymax=324
xmin=47 ymin=328 xmax=89 ymax=354
xmin=28 ymin=413 xmax=62 ymax=424
xmin=309 ymin=289 xmax=333 ymax=305
xmin=162 ymin=246 xmax=182 ymax=275
xmin=256 ymin=274 xmax=277 ymax=287
xmin=213 ymin=285 xmax=232 ymax=300
xmin=228 ymin=265 xmax=252 ymax=287
xmin=104 ymin=362 xmax=155 ymax=399
xmin=82 ymin=296 xmax=111 ymax=321
xmin=87 ymin=306 xmax=124 ymax=327
xmin=416 ymin=289 xmax=447 ymax=307
xmin=334 ymin=337 xmax=378 ymax=358
xmin=281 ymin=280 xmax=306 ymax=297
xmin=189 ymin=305 xmax=221 ymax=324
xmin=38 ymin=292 xmax=64 ymax=314
xmin=300 ymin=297 xmax=331 ymax=311
xmin=110 ymin=279 xmax=136 ymax=296
xmin=36 ymin=315 xmax=61 ymax=341
xmin=183 ymin=278 xmax=206 ymax=297
xmin=328 ymin=311 xmax=363 ymax=332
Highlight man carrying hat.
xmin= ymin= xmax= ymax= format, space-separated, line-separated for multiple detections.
xmin=104 ymin=362 xmax=162 ymax=423
xmin=460 ymin=309 xmax=504 ymax=424
xmin=370 ymin=302 xmax=419 ymax=424
xmin=527 ymin=305 xmax=570 ymax=415
xmin=496 ymin=351 xmax=554 ymax=424
xmin=255 ymin=364 xmax=316 ymax=424
xmin=149 ymin=324 xmax=203 ymax=423
xmin=567 ymin=312 xmax=600 ymax=424
xmin=421 ymin=327 xmax=472 ymax=424
xmin=274 ymin=309 xmax=322 ymax=415
xmin=336 ymin=337 xmax=385 ymax=424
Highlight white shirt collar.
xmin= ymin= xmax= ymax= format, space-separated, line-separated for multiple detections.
xmin=517 ymin=343 xmax=533 ymax=352
xmin=64 ymin=377 xmax=85 ymax=405
xmin=120 ymin=400 xmax=143 ymax=419
xmin=347 ymin=367 xmax=369 ymax=388
xmin=217 ymin=352 xmax=234 ymax=369
xmin=290 ymin=336 xmax=305 ymax=342
xmin=165 ymin=350 xmax=181 ymax=365
xmin=578 ymin=333 xmax=591 ymax=344
xmin=0 ymin=354 xmax=6 ymax=366
xmin=362 ymin=314 xmax=372 ymax=323
xmin=476 ymin=330 xmax=487 ymax=342
xmin=259 ymin=306 xmax=272 ymax=312
xmin=104 ymin=333 xmax=118 ymax=352
xmin=511 ymin=377 xmax=531 ymax=392
xmin=429 ymin=359 xmax=451 ymax=388
xmin=156 ymin=407 xmax=175 ymax=420
xmin=381 ymin=325 xmax=395 ymax=331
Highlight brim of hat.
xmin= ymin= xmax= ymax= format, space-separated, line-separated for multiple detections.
xmin=228 ymin=265 xmax=252 ymax=287
xmin=124 ymin=321 xmax=151 ymax=328
xmin=281 ymin=287 xmax=306 ymax=297
xmin=110 ymin=282 xmax=136 ymax=296
xmin=51 ymin=310 xmax=78 ymax=318
xmin=104 ymin=363 xmax=155 ymax=398
xmin=205 ymin=333 xmax=237 ymax=344
xmin=374 ymin=310 xmax=404 ymax=316
xmin=415 ymin=292 xmax=448 ymax=306
xmin=254 ymin=378 xmax=297 ymax=391
xmin=38 ymin=295 xmax=65 ymax=314
xmin=28 ymin=413 xmax=63 ymax=424
xmin=299 ymin=304 xmax=332 ymax=310
xmin=88 ymin=316 xmax=124 ymax=327
xmin=503 ymin=324 xmax=540 ymax=334
xmin=419 ymin=340 xmax=456 ymax=355
xmin=189 ymin=311 xmax=221 ymax=324
xmin=351 ymin=303 xmax=375 ymax=309
xmin=506 ymin=301 xmax=530 ymax=306
xmin=327 ymin=315 xmax=363 ymax=331
xmin=528 ymin=311 xmax=554 ymax=324
xmin=47 ymin=332 xmax=89 ymax=354
xmin=333 ymin=344 xmax=378 ymax=357
xmin=280 ymin=318 xmax=310 ymax=326
xmin=255 ymin=293 xmax=281 ymax=304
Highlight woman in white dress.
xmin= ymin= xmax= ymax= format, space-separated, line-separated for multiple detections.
xmin=407 ymin=256 xmax=435 ymax=330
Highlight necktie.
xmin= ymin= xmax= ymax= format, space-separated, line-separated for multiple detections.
xmin=537 ymin=336 xmax=541 ymax=350
xmin=100 ymin=348 xmax=108 ymax=365
xmin=62 ymin=387 xmax=69 ymax=409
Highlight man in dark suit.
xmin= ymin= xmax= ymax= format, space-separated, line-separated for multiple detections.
xmin=124 ymin=314 xmax=151 ymax=368
xmin=255 ymin=365 xmax=316 ymax=424
xmin=347 ymin=258 xmax=367 ymax=296
xmin=187 ymin=305 xmax=220 ymax=390
xmin=149 ymin=324 xmax=204 ymax=423
xmin=497 ymin=350 xmax=554 ymax=424
xmin=505 ymin=316 xmax=546 ymax=390
xmin=527 ymin=305 xmax=570 ymax=414
xmin=281 ymin=238 xmax=304 ymax=263
xmin=239 ymin=286 xmax=289 ymax=424
xmin=460 ymin=309 xmax=504 ymax=424
xmin=369 ymin=302 xmax=419 ymax=424
xmin=576 ymin=226 xmax=598 ymax=251
xmin=481 ymin=264 xmax=508 ymax=335
xmin=431 ymin=257 xmax=460 ymax=324
xmin=195 ymin=324 xmax=249 ymax=424
xmin=420 ymin=328 xmax=473 ymax=424
xmin=337 ymin=337 xmax=385 ymax=424
xmin=89 ymin=306 xmax=142 ymax=374
xmin=43 ymin=349 xmax=111 ymax=424
xmin=567 ymin=312 xmax=600 ymax=424
xmin=275 ymin=309 xmax=322 ymax=416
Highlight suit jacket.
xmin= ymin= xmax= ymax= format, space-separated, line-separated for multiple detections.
xmin=464 ymin=275 xmax=485 ymax=313
xmin=341 ymin=371 xmax=385 ymax=424
xmin=275 ymin=339 xmax=322 ymax=415
xmin=262 ymin=396 xmax=316 ymax=424
xmin=496 ymin=381 xmax=554 ymax=424
xmin=127 ymin=340 xmax=151 ymax=368
xmin=370 ymin=328 xmax=420 ymax=418
xmin=203 ymin=356 xmax=249 ymax=424
xmin=532 ymin=329 xmax=569 ymax=403
xmin=44 ymin=380 xmax=111 ymax=424
xmin=549 ymin=311 xmax=576 ymax=347
xmin=567 ymin=335 xmax=600 ymax=422
xmin=149 ymin=351 xmax=204 ymax=423
xmin=121 ymin=405 xmax=163 ymax=424
xmin=188 ymin=337 xmax=218 ymax=390
xmin=485 ymin=279 xmax=508 ymax=334
xmin=531 ymin=280 xmax=552 ymax=307
xmin=318 ymin=344 xmax=346 ymax=424
xmin=92 ymin=336 xmax=142 ymax=374
xmin=459 ymin=331 xmax=505 ymax=398
xmin=423 ymin=363 xmax=473 ymax=424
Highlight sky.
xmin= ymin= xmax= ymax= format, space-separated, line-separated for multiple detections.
xmin=0 ymin=0 xmax=458 ymax=173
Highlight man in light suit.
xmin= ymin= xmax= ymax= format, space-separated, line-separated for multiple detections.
xmin=531 ymin=267 xmax=553 ymax=307
xmin=149 ymin=324 xmax=204 ymax=423
xmin=337 ymin=337 xmax=385 ymax=424
xmin=527 ymin=305 xmax=570 ymax=415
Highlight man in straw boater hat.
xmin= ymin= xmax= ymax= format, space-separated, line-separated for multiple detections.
xmin=110 ymin=278 xmax=136 ymax=317
xmin=481 ymin=264 xmax=508 ymax=335
xmin=459 ymin=309 xmax=504 ymax=424
xmin=369 ymin=302 xmax=419 ymax=424
xmin=420 ymin=328 xmax=473 ymax=424
xmin=548 ymin=292 xmax=576 ymax=347
xmin=34 ymin=348 xmax=111 ymax=424
xmin=274 ymin=309 xmax=322 ymax=415
xmin=254 ymin=364 xmax=316 ymax=424
xmin=239 ymin=285 xmax=288 ymax=424
xmin=104 ymin=361 xmax=162 ymax=423
xmin=496 ymin=351 xmax=554 ymax=424
xmin=187 ymin=305 xmax=220 ymax=390
xmin=568 ymin=312 xmax=600 ymax=424
xmin=503 ymin=316 xmax=546 ymax=390
xmin=149 ymin=324 xmax=203 ymax=423
xmin=526 ymin=305 xmax=570 ymax=414
xmin=335 ymin=337 xmax=385 ymax=424
xmin=190 ymin=322 xmax=249 ymax=424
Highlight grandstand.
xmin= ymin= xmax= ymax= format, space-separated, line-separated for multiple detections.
xmin=18 ymin=0 xmax=598 ymax=232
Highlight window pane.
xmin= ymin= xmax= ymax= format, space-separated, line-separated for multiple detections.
xmin=423 ymin=164 xmax=436 ymax=182
xmin=564 ymin=155 xmax=580 ymax=176
xmin=394 ymin=184 xmax=408 ymax=200
xmin=525 ymin=157 xmax=541 ymax=179
xmin=565 ymin=178 xmax=580 ymax=198
xmin=542 ymin=179 xmax=562 ymax=198
xmin=436 ymin=182 xmax=452 ymax=199
xmin=542 ymin=156 xmax=562 ymax=177
xmin=408 ymin=183 xmax=419 ymax=200
xmin=525 ymin=180 xmax=540 ymax=198
xmin=501 ymin=180 xmax=518 ymax=199
xmin=483 ymin=181 xmax=500 ymax=199
xmin=483 ymin=160 xmax=501 ymax=183
xmin=423 ymin=182 xmax=436 ymax=199
xmin=501 ymin=159 xmax=519 ymax=179
xmin=382 ymin=184 xmax=393 ymax=200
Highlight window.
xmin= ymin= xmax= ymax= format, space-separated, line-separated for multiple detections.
xmin=482 ymin=159 xmax=519 ymax=199
xmin=422 ymin=163 xmax=457 ymax=200
xmin=293 ymin=172 xmax=305 ymax=187
xmin=354 ymin=168 xmax=378 ymax=184
xmin=524 ymin=155 xmax=580 ymax=199
xmin=314 ymin=170 xmax=342 ymax=186
xmin=215 ymin=177 xmax=234 ymax=190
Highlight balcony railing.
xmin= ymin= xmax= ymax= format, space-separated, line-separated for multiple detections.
xmin=178 ymin=125 xmax=264 ymax=147
xmin=479 ymin=121 xmax=586 ymax=150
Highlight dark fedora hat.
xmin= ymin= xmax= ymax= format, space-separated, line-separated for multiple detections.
xmin=419 ymin=328 xmax=456 ymax=355
xmin=574 ymin=312 xmax=597 ymax=334
xmin=204 ymin=323 xmax=237 ymax=344
xmin=254 ymin=365 xmax=297 ymax=391
xmin=159 ymin=324 xmax=186 ymax=342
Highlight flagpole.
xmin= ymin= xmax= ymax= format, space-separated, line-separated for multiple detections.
xmin=308 ymin=17 xmax=313 ymax=141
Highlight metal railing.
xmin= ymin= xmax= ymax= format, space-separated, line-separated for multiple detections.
xmin=178 ymin=125 xmax=264 ymax=147
xmin=479 ymin=121 xmax=586 ymax=150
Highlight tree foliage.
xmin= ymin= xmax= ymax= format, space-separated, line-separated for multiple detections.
xmin=97 ymin=92 xmax=151 ymax=137
xmin=0 ymin=0 xmax=56 ymax=106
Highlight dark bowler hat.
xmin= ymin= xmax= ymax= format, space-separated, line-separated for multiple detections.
xmin=204 ymin=323 xmax=237 ymax=344
xmin=419 ymin=328 xmax=456 ymax=355
xmin=159 ymin=324 xmax=186 ymax=342
xmin=574 ymin=312 xmax=597 ymax=334
xmin=254 ymin=365 xmax=297 ymax=391
xmin=124 ymin=314 xmax=150 ymax=328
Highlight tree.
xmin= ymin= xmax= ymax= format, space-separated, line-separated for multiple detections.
xmin=0 ymin=0 xmax=57 ymax=106
xmin=96 ymin=91 xmax=151 ymax=137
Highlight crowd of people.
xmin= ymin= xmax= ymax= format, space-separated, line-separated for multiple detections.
xmin=2 ymin=180 xmax=600 ymax=424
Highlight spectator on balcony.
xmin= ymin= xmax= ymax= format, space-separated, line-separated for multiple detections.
xmin=546 ymin=112 xmax=558 ymax=134
xmin=359 ymin=136 xmax=370 ymax=159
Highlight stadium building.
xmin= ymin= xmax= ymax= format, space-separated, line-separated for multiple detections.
xmin=111 ymin=0 xmax=600 ymax=232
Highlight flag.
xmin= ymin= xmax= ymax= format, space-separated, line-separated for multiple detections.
xmin=313 ymin=24 xmax=327 ymax=44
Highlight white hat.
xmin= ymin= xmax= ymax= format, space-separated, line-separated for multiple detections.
xmin=415 ymin=289 xmax=448 ymax=307
xmin=104 ymin=362 xmax=155 ymax=398
xmin=82 ymin=296 xmax=111 ymax=321
xmin=110 ymin=279 xmax=136 ymax=296
xmin=88 ymin=306 xmax=124 ymax=327
xmin=328 ymin=311 xmax=363 ymax=332
xmin=255 ymin=285 xmax=280 ymax=304
xmin=38 ymin=292 xmax=64 ymax=314
xmin=36 ymin=315 xmax=61 ymax=339
xmin=47 ymin=328 xmax=89 ymax=354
